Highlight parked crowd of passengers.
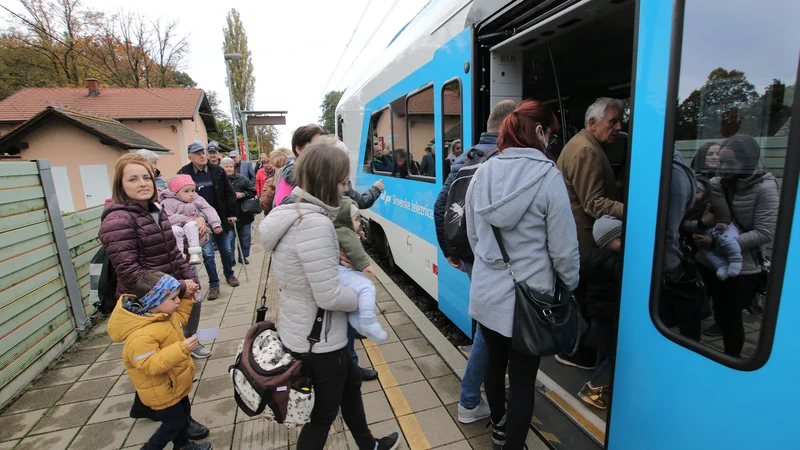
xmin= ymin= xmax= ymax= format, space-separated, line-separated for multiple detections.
xmin=96 ymin=94 xmax=777 ymax=449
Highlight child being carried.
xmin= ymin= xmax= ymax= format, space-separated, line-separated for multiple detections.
xmin=685 ymin=175 xmax=742 ymax=280
xmin=160 ymin=175 xmax=223 ymax=265
xmin=334 ymin=197 xmax=388 ymax=343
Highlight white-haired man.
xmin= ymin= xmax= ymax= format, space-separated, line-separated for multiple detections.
xmin=557 ymin=97 xmax=625 ymax=249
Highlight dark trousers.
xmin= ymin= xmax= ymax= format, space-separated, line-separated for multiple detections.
xmin=712 ymin=274 xmax=761 ymax=357
xmin=144 ymin=396 xmax=191 ymax=450
xmin=347 ymin=325 xmax=359 ymax=364
xmin=590 ymin=317 xmax=617 ymax=388
xmin=297 ymin=348 xmax=375 ymax=450
xmin=480 ymin=324 xmax=541 ymax=450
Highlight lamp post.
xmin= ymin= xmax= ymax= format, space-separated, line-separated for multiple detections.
xmin=223 ymin=52 xmax=242 ymax=154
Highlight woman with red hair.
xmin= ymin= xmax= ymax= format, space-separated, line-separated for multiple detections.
xmin=465 ymin=99 xmax=579 ymax=450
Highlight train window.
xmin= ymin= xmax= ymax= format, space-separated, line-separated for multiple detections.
xmin=442 ymin=79 xmax=462 ymax=181
xmin=368 ymin=107 xmax=393 ymax=174
xmin=652 ymin=0 xmax=799 ymax=368
xmin=389 ymin=94 xmax=409 ymax=178
xmin=406 ymin=85 xmax=436 ymax=182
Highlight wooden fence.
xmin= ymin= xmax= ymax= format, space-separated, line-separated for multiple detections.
xmin=0 ymin=160 xmax=97 ymax=407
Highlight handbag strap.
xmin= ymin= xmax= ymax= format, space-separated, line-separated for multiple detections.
xmin=306 ymin=307 xmax=326 ymax=354
xmin=491 ymin=226 xmax=516 ymax=281
xmin=260 ymin=256 xmax=273 ymax=309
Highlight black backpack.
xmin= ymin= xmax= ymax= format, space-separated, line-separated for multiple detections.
xmin=443 ymin=146 xmax=499 ymax=262
xmin=90 ymin=246 xmax=118 ymax=315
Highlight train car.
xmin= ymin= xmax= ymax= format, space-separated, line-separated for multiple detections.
xmin=336 ymin=0 xmax=799 ymax=448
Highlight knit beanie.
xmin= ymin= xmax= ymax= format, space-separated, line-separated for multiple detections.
xmin=168 ymin=175 xmax=195 ymax=194
xmin=593 ymin=216 xmax=623 ymax=249
xmin=140 ymin=274 xmax=181 ymax=311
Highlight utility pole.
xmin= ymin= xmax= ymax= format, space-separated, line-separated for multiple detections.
xmin=223 ymin=52 xmax=242 ymax=153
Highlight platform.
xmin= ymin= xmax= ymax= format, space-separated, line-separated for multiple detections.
xmin=0 ymin=222 xmax=575 ymax=449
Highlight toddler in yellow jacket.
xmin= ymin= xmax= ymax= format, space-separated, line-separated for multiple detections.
xmin=108 ymin=271 xmax=212 ymax=450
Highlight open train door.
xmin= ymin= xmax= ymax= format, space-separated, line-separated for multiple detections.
xmin=610 ymin=0 xmax=800 ymax=448
xmin=431 ymin=22 xmax=476 ymax=337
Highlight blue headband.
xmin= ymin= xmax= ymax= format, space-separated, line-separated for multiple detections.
xmin=141 ymin=275 xmax=181 ymax=310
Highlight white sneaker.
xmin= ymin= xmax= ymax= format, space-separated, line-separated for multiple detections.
xmin=458 ymin=396 xmax=491 ymax=424
xmin=191 ymin=343 xmax=212 ymax=359
xmin=188 ymin=246 xmax=203 ymax=265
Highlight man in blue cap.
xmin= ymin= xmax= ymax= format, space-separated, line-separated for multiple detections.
xmin=177 ymin=142 xmax=239 ymax=314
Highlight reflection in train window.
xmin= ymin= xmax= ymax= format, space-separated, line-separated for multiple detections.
xmin=390 ymin=94 xmax=409 ymax=178
xmin=442 ymin=79 xmax=462 ymax=180
xmin=406 ymin=85 xmax=436 ymax=182
xmin=337 ymin=114 xmax=344 ymax=141
xmin=653 ymin=0 xmax=798 ymax=365
xmin=369 ymin=108 xmax=393 ymax=174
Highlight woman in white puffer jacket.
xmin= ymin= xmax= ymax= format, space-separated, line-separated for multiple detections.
xmin=259 ymin=143 xmax=398 ymax=450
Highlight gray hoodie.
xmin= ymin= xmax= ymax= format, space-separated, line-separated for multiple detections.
xmin=466 ymin=148 xmax=580 ymax=338
xmin=664 ymin=150 xmax=697 ymax=273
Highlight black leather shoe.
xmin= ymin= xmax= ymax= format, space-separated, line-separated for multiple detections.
xmin=186 ymin=417 xmax=209 ymax=440
xmin=359 ymin=367 xmax=379 ymax=381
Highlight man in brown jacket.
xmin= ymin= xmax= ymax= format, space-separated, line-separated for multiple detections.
xmin=557 ymin=98 xmax=626 ymax=248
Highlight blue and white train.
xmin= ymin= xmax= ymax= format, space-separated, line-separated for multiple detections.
xmin=335 ymin=0 xmax=799 ymax=448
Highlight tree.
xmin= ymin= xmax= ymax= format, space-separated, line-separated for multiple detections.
xmin=0 ymin=0 xmax=191 ymax=100
xmin=173 ymin=70 xmax=196 ymax=88
xmin=675 ymin=68 xmax=759 ymax=140
xmin=319 ymin=90 xmax=343 ymax=135
xmin=205 ymin=90 xmax=234 ymax=147
xmin=222 ymin=9 xmax=254 ymax=119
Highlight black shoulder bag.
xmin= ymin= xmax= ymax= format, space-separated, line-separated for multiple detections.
xmin=491 ymin=226 xmax=587 ymax=357
xmin=256 ymin=257 xmax=273 ymax=323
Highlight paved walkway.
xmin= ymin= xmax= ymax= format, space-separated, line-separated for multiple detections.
xmin=0 ymin=220 xmax=549 ymax=450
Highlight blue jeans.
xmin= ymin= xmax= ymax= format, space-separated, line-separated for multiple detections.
xmin=347 ymin=325 xmax=359 ymax=365
xmin=589 ymin=317 xmax=616 ymax=387
xmin=459 ymin=260 xmax=489 ymax=409
xmin=228 ymin=222 xmax=252 ymax=259
xmin=202 ymin=230 xmax=234 ymax=287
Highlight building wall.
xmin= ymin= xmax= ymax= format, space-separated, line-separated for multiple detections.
xmin=121 ymin=119 xmax=185 ymax=179
xmin=18 ymin=119 xmax=125 ymax=211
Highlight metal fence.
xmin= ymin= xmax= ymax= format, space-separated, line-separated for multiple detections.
xmin=0 ymin=160 xmax=99 ymax=408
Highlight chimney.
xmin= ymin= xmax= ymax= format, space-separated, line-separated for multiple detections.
xmin=86 ymin=78 xmax=100 ymax=97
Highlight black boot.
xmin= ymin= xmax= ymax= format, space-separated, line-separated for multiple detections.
xmin=186 ymin=417 xmax=209 ymax=440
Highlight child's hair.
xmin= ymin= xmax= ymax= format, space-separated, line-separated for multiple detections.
xmin=133 ymin=271 xmax=167 ymax=298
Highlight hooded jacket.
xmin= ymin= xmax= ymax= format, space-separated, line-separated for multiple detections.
xmin=434 ymin=132 xmax=499 ymax=257
xmin=99 ymin=202 xmax=198 ymax=298
xmin=107 ymin=295 xmax=195 ymax=410
xmin=259 ymin=187 xmax=359 ymax=353
xmin=664 ymin=151 xmax=697 ymax=272
xmin=334 ymin=197 xmax=371 ymax=270
xmin=158 ymin=189 xmax=222 ymax=230
xmin=466 ymin=148 xmax=580 ymax=337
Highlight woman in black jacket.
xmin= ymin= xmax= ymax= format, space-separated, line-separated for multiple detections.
xmin=221 ymin=157 xmax=257 ymax=264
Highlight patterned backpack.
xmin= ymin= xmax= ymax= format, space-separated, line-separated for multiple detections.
xmin=229 ymin=308 xmax=324 ymax=426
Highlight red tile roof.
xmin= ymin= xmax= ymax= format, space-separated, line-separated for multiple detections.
xmin=0 ymin=87 xmax=207 ymax=123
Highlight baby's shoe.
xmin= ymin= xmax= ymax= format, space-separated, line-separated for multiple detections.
xmin=188 ymin=246 xmax=203 ymax=265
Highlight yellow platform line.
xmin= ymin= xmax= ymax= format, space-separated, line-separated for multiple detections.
xmin=545 ymin=391 xmax=605 ymax=443
xmin=540 ymin=431 xmax=561 ymax=444
xmin=363 ymin=341 xmax=432 ymax=450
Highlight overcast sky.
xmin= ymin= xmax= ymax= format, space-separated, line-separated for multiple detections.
xmin=73 ymin=0 xmax=430 ymax=148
